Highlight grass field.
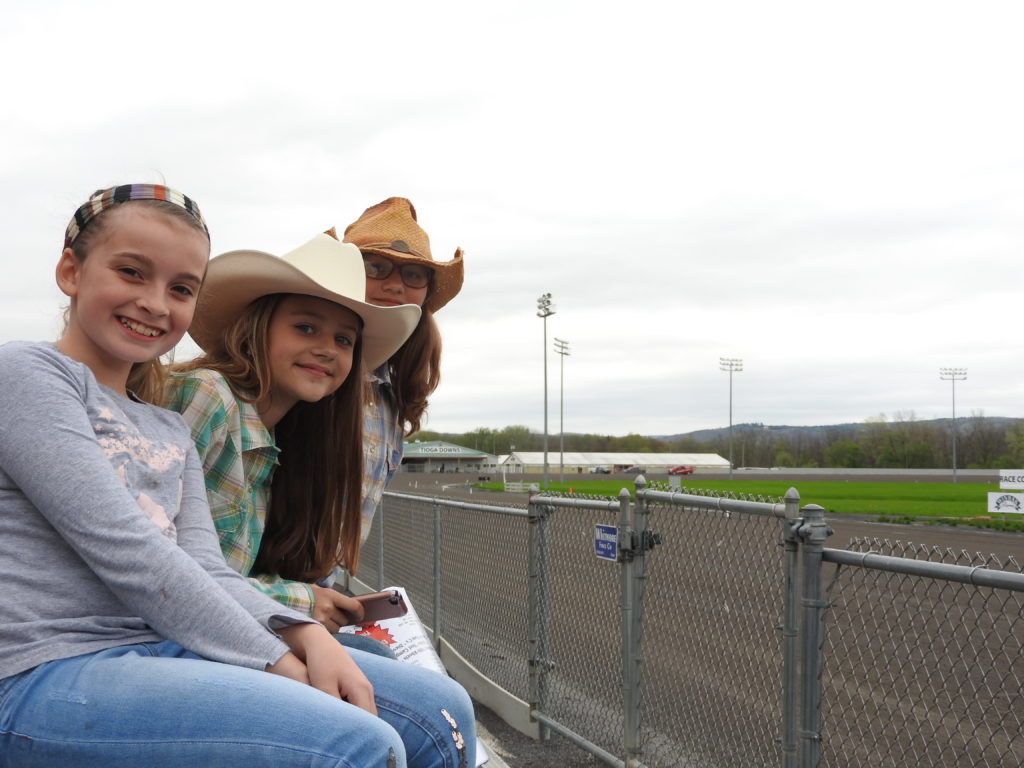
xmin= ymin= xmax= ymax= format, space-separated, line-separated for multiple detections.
xmin=478 ymin=477 xmax=1024 ymax=531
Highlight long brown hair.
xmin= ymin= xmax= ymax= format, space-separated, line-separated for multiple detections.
xmin=175 ymin=293 xmax=365 ymax=578
xmin=68 ymin=200 xmax=210 ymax=403
xmin=387 ymin=308 xmax=442 ymax=436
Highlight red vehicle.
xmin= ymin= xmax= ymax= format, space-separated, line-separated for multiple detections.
xmin=668 ymin=465 xmax=695 ymax=475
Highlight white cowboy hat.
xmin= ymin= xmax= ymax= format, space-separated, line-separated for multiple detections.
xmin=189 ymin=233 xmax=421 ymax=370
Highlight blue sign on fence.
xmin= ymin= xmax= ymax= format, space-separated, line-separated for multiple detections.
xmin=594 ymin=524 xmax=618 ymax=561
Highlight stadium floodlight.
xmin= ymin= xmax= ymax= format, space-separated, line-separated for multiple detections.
xmin=939 ymin=367 xmax=967 ymax=483
xmin=537 ymin=294 xmax=555 ymax=489
xmin=719 ymin=357 xmax=743 ymax=479
xmin=554 ymin=338 xmax=570 ymax=483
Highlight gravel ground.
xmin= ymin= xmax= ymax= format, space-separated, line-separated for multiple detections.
xmin=476 ymin=703 xmax=600 ymax=767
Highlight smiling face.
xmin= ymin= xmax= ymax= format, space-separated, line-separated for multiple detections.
xmin=55 ymin=204 xmax=209 ymax=392
xmin=363 ymin=253 xmax=431 ymax=309
xmin=257 ymin=294 xmax=361 ymax=428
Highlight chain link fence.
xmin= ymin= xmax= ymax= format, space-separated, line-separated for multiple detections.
xmin=637 ymin=485 xmax=794 ymax=768
xmin=816 ymin=537 xmax=1024 ymax=768
xmin=349 ymin=481 xmax=1024 ymax=768
xmin=357 ymin=493 xmax=534 ymax=703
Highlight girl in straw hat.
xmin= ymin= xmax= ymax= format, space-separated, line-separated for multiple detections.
xmin=164 ymin=231 xmax=475 ymax=768
xmin=342 ymin=197 xmax=464 ymax=545
xmin=0 ymin=185 xmax=418 ymax=766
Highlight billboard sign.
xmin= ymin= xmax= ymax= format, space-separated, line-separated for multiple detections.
xmin=999 ymin=470 xmax=1024 ymax=490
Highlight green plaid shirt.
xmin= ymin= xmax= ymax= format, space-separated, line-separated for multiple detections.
xmin=164 ymin=369 xmax=315 ymax=615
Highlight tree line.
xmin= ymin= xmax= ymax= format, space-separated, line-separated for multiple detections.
xmin=411 ymin=411 xmax=1024 ymax=470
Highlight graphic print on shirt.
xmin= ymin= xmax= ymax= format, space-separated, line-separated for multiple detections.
xmin=91 ymin=403 xmax=186 ymax=541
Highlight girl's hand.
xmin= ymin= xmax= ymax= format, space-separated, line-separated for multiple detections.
xmin=266 ymin=650 xmax=310 ymax=686
xmin=311 ymin=584 xmax=364 ymax=633
xmin=278 ymin=623 xmax=377 ymax=715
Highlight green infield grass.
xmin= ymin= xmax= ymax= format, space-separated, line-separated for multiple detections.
xmin=476 ymin=477 xmax=1024 ymax=531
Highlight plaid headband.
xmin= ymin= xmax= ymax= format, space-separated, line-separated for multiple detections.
xmin=64 ymin=184 xmax=210 ymax=248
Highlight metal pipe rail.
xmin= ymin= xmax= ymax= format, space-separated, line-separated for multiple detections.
xmin=823 ymin=547 xmax=1024 ymax=590
xmin=531 ymin=493 xmax=621 ymax=511
xmin=639 ymin=488 xmax=793 ymax=520
xmin=384 ymin=490 xmax=530 ymax=518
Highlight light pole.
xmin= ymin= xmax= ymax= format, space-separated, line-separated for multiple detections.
xmin=554 ymin=338 xmax=570 ymax=483
xmin=939 ymin=367 xmax=967 ymax=483
xmin=537 ymin=294 xmax=555 ymax=489
xmin=719 ymin=357 xmax=743 ymax=480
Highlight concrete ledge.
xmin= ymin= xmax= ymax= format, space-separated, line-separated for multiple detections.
xmin=439 ymin=637 xmax=539 ymax=741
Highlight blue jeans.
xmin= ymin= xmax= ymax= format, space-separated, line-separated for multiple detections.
xmin=0 ymin=640 xmax=474 ymax=768
xmin=336 ymin=629 xmax=399 ymax=659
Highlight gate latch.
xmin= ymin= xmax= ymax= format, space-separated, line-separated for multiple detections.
xmin=618 ymin=528 xmax=662 ymax=561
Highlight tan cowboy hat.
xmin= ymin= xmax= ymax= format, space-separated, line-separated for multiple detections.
xmin=343 ymin=197 xmax=464 ymax=313
xmin=189 ymin=233 xmax=421 ymax=370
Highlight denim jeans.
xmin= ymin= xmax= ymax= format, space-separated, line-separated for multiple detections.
xmin=336 ymin=629 xmax=399 ymax=659
xmin=0 ymin=640 xmax=474 ymax=768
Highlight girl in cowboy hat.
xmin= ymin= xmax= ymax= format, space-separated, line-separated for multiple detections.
xmin=342 ymin=197 xmax=464 ymax=544
xmin=0 ymin=185 xmax=407 ymax=766
xmin=163 ymin=231 xmax=475 ymax=768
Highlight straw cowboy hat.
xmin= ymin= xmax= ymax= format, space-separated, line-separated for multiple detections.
xmin=343 ymin=197 xmax=464 ymax=313
xmin=189 ymin=233 xmax=421 ymax=370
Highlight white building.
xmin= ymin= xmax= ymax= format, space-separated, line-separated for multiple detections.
xmin=500 ymin=451 xmax=729 ymax=474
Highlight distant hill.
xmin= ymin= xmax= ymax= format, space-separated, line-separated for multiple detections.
xmin=652 ymin=422 xmax=857 ymax=443
xmin=652 ymin=417 xmax=1024 ymax=444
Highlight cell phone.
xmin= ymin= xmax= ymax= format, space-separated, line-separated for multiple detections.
xmin=353 ymin=590 xmax=408 ymax=624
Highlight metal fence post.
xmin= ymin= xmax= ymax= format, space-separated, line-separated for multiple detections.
xmin=780 ymin=487 xmax=801 ymax=768
xmin=622 ymin=481 xmax=647 ymax=767
xmin=432 ymin=496 xmax=442 ymax=647
xmin=797 ymin=504 xmax=831 ymax=768
xmin=527 ymin=495 xmax=553 ymax=739
xmin=376 ymin=498 xmax=385 ymax=590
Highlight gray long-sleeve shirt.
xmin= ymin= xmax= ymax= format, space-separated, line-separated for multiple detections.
xmin=0 ymin=341 xmax=313 ymax=680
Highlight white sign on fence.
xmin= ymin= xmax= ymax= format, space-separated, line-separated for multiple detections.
xmin=999 ymin=470 xmax=1024 ymax=490
xmin=988 ymin=492 xmax=1024 ymax=514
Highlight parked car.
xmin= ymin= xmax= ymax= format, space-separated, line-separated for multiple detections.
xmin=589 ymin=466 xmax=611 ymax=474
xmin=668 ymin=465 xmax=695 ymax=475
xmin=623 ymin=465 xmax=646 ymax=474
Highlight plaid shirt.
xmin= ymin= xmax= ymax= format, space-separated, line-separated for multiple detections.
xmin=361 ymin=367 xmax=405 ymax=542
xmin=164 ymin=369 xmax=315 ymax=614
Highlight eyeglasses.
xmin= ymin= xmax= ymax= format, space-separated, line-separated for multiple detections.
xmin=362 ymin=252 xmax=433 ymax=289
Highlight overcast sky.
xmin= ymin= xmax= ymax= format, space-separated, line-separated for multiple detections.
xmin=3 ymin=1 xmax=1022 ymax=437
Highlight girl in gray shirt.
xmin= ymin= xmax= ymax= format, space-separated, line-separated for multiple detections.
xmin=0 ymin=185 xmax=412 ymax=767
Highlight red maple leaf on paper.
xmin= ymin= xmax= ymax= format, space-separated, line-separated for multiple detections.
xmin=355 ymin=623 xmax=396 ymax=645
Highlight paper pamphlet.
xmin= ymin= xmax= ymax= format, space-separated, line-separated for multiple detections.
xmin=338 ymin=585 xmax=446 ymax=674
xmin=338 ymin=586 xmax=490 ymax=766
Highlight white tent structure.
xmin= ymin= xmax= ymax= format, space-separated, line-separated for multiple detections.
xmin=501 ymin=452 xmax=729 ymax=474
